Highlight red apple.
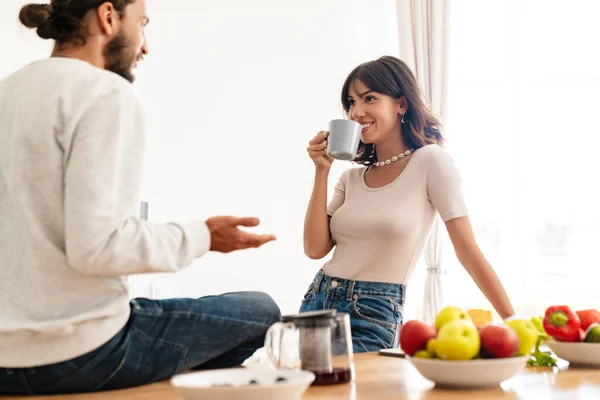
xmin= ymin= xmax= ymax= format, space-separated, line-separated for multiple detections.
xmin=400 ymin=320 xmax=437 ymax=356
xmin=480 ymin=324 xmax=520 ymax=358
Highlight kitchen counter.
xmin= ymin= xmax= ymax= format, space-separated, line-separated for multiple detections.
xmin=5 ymin=352 xmax=600 ymax=399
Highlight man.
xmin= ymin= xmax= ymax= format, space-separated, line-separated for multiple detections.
xmin=0 ymin=0 xmax=280 ymax=395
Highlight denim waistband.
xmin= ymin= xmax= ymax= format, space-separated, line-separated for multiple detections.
xmin=311 ymin=270 xmax=405 ymax=302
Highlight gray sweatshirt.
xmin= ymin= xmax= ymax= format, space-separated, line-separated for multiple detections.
xmin=0 ymin=58 xmax=210 ymax=367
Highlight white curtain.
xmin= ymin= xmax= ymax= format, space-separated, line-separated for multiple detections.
xmin=396 ymin=0 xmax=451 ymax=325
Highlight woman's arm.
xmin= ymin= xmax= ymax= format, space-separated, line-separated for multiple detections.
xmin=445 ymin=216 xmax=515 ymax=319
xmin=303 ymin=168 xmax=334 ymax=259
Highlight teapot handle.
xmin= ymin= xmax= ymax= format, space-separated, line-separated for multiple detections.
xmin=264 ymin=322 xmax=300 ymax=369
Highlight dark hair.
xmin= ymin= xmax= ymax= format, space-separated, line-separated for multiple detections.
xmin=341 ymin=56 xmax=444 ymax=166
xmin=19 ymin=0 xmax=135 ymax=45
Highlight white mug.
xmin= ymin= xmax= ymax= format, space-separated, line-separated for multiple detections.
xmin=326 ymin=119 xmax=362 ymax=161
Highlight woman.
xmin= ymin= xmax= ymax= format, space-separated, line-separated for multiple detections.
xmin=301 ymin=56 xmax=514 ymax=353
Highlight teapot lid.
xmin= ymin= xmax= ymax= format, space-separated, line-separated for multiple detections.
xmin=281 ymin=309 xmax=337 ymax=327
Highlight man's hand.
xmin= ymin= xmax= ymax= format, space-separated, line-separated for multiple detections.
xmin=205 ymin=216 xmax=276 ymax=253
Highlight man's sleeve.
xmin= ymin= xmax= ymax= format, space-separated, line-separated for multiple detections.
xmin=64 ymin=88 xmax=210 ymax=276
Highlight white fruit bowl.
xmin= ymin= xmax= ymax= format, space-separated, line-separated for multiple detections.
xmin=170 ymin=368 xmax=315 ymax=400
xmin=546 ymin=341 xmax=600 ymax=367
xmin=407 ymin=355 xmax=529 ymax=388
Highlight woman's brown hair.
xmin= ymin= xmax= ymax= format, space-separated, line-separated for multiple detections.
xmin=341 ymin=56 xmax=444 ymax=166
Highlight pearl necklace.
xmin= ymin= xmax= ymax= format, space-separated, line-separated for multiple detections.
xmin=373 ymin=148 xmax=415 ymax=167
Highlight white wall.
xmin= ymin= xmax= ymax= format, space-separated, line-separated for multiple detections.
xmin=1 ymin=1 xmax=54 ymax=67
xmin=1 ymin=0 xmax=401 ymax=314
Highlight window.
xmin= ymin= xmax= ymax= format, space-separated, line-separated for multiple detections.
xmin=442 ymin=0 xmax=600 ymax=315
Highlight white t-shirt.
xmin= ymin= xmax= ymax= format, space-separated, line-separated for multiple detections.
xmin=0 ymin=58 xmax=210 ymax=367
xmin=323 ymin=144 xmax=468 ymax=284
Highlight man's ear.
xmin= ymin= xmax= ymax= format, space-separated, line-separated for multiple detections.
xmin=96 ymin=2 xmax=119 ymax=36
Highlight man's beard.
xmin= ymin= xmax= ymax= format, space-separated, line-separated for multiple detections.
xmin=104 ymin=30 xmax=138 ymax=83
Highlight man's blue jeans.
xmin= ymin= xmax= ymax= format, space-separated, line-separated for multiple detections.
xmin=0 ymin=291 xmax=280 ymax=395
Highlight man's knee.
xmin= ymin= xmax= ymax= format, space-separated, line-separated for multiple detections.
xmin=247 ymin=292 xmax=281 ymax=325
xmin=232 ymin=291 xmax=281 ymax=326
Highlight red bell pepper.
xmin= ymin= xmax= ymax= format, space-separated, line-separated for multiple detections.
xmin=543 ymin=305 xmax=581 ymax=342
xmin=575 ymin=309 xmax=600 ymax=331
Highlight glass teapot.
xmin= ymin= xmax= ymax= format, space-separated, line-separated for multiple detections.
xmin=264 ymin=310 xmax=354 ymax=385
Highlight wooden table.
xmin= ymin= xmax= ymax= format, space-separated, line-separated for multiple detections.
xmin=305 ymin=353 xmax=600 ymax=399
xmin=5 ymin=352 xmax=600 ymax=399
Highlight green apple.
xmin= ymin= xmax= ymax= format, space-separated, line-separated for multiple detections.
xmin=426 ymin=338 xmax=437 ymax=355
xmin=434 ymin=306 xmax=471 ymax=330
xmin=584 ymin=324 xmax=600 ymax=343
xmin=414 ymin=350 xmax=434 ymax=359
xmin=435 ymin=320 xmax=480 ymax=360
xmin=505 ymin=319 xmax=539 ymax=356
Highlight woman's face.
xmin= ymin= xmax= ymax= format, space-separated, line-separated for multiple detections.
xmin=347 ymin=79 xmax=404 ymax=144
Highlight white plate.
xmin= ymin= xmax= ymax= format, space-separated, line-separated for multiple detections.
xmin=170 ymin=368 xmax=315 ymax=400
xmin=546 ymin=341 xmax=600 ymax=367
xmin=407 ymin=356 xmax=529 ymax=388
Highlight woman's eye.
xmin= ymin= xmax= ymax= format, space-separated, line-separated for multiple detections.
xmin=366 ymin=95 xmax=376 ymax=102
xmin=348 ymin=99 xmax=355 ymax=106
